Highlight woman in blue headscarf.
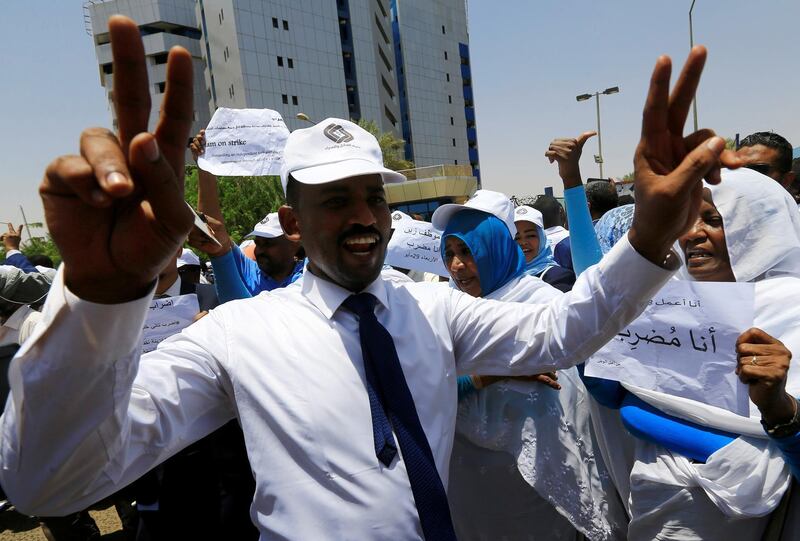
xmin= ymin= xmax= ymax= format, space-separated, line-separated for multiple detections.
xmin=513 ymin=205 xmax=576 ymax=292
xmin=433 ymin=197 xmax=627 ymax=541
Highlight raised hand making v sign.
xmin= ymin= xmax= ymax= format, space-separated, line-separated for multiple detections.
xmin=626 ymin=46 xmax=742 ymax=265
xmin=40 ymin=16 xmax=194 ymax=304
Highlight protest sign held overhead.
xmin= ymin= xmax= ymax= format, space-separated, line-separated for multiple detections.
xmin=585 ymin=280 xmax=755 ymax=416
xmin=386 ymin=211 xmax=448 ymax=277
xmin=198 ymin=108 xmax=290 ymax=176
xmin=142 ymin=294 xmax=201 ymax=354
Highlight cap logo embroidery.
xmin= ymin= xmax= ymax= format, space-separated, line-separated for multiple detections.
xmin=393 ymin=213 xmax=402 ymax=220
xmin=260 ymin=216 xmax=269 ymax=224
xmin=323 ymin=123 xmax=354 ymax=144
xmin=517 ymin=208 xmax=528 ymax=215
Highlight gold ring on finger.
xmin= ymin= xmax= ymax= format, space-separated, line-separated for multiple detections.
xmin=751 ymin=356 xmax=758 ymax=366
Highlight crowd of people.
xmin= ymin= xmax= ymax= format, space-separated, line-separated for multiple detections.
xmin=1 ymin=14 xmax=800 ymax=541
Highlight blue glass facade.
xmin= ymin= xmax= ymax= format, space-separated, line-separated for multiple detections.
xmin=389 ymin=0 xmax=414 ymax=162
xmin=459 ymin=42 xmax=480 ymax=183
xmin=337 ymin=0 xmax=361 ymax=120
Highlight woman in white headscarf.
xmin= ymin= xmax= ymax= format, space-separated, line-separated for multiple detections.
xmin=433 ymin=193 xmax=628 ymax=541
xmin=570 ymin=167 xmax=800 ymax=540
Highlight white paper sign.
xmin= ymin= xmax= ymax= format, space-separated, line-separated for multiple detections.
xmin=142 ymin=294 xmax=200 ymax=354
xmin=385 ymin=218 xmax=448 ymax=276
xmin=585 ymin=280 xmax=755 ymax=415
xmin=198 ymin=108 xmax=290 ymax=176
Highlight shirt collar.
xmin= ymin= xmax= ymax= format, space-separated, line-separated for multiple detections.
xmin=2 ymin=305 xmax=33 ymax=330
xmin=156 ymin=276 xmax=182 ymax=299
xmin=300 ymin=267 xmax=389 ymax=319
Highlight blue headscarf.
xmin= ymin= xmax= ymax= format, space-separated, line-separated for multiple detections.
xmin=595 ymin=204 xmax=635 ymax=254
xmin=520 ymin=223 xmax=556 ymax=276
xmin=442 ymin=209 xmax=526 ymax=296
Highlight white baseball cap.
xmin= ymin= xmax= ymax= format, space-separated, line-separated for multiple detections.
xmin=246 ymin=212 xmax=284 ymax=239
xmin=177 ymin=248 xmax=201 ymax=268
xmin=513 ymin=205 xmax=544 ymax=230
xmin=431 ymin=189 xmax=517 ymax=236
xmin=280 ymin=118 xmax=406 ymax=193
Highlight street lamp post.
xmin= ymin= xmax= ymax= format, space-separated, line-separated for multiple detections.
xmin=689 ymin=0 xmax=698 ymax=132
xmin=296 ymin=112 xmax=314 ymax=124
xmin=576 ymin=86 xmax=619 ymax=179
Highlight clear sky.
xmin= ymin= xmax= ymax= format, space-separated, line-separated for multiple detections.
xmin=1 ymin=1 xmax=798 ymax=231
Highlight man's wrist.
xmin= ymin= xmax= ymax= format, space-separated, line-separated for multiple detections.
xmin=760 ymin=393 xmax=797 ymax=427
xmin=626 ymin=227 xmax=678 ymax=269
xmin=64 ymin=268 xmax=155 ymax=304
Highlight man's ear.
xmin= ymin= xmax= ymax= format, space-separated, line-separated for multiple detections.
xmin=781 ymin=171 xmax=796 ymax=190
xmin=279 ymin=205 xmax=301 ymax=242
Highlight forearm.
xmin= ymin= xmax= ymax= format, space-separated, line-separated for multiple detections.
xmin=4 ymin=251 xmax=38 ymax=274
xmin=197 ymin=168 xmax=223 ymax=220
xmin=563 ymin=186 xmax=603 ymax=276
xmin=210 ymin=249 xmax=254 ymax=303
xmin=452 ymin=235 xmax=674 ymax=375
xmin=0 ymin=268 xmax=233 ymax=515
xmin=0 ymin=267 xmax=151 ymax=514
xmin=230 ymin=244 xmax=266 ymax=295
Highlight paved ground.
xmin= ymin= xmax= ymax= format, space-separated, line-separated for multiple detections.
xmin=0 ymin=506 xmax=123 ymax=540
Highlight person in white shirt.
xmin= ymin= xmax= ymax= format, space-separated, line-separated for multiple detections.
xmin=0 ymin=17 xmax=741 ymax=540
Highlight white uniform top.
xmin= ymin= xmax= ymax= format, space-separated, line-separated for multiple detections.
xmin=1 ymin=236 xmax=671 ymax=540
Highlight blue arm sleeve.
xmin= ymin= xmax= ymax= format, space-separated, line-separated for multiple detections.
xmin=620 ymin=394 xmax=737 ymax=462
xmin=457 ymin=375 xmax=477 ymax=400
xmin=563 ymin=185 xmax=603 ymax=276
xmin=770 ymin=414 xmax=800 ymax=481
xmin=577 ymin=363 xmax=626 ymax=409
xmin=229 ymin=243 xmax=265 ymax=296
xmin=4 ymin=252 xmax=37 ymax=274
xmin=210 ymin=249 xmax=253 ymax=304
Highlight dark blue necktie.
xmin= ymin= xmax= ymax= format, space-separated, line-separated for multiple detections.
xmin=342 ymin=293 xmax=457 ymax=540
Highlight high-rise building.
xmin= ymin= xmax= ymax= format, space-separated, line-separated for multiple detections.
xmin=88 ymin=0 xmax=480 ymax=194
xmin=87 ymin=0 xmax=211 ymax=137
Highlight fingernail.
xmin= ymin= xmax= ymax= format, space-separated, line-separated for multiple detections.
xmin=91 ymin=188 xmax=109 ymax=204
xmin=706 ymin=136 xmax=725 ymax=153
xmin=106 ymin=171 xmax=128 ymax=187
xmin=142 ymin=136 xmax=160 ymax=162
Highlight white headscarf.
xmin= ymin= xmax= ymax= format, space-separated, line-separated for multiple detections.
xmin=616 ymin=168 xmax=800 ymax=521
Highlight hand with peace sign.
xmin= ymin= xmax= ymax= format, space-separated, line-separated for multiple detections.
xmin=1 ymin=223 xmax=24 ymax=252
xmin=40 ymin=16 xmax=194 ymax=304
xmin=627 ymin=46 xmax=742 ymax=266
xmin=545 ymin=131 xmax=597 ymax=189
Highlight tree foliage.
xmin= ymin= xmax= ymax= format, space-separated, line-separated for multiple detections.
xmin=356 ymin=119 xmax=414 ymax=171
xmin=184 ymin=166 xmax=286 ymax=243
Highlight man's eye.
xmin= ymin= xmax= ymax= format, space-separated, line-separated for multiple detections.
xmin=324 ymin=198 xmax=346 ymax=208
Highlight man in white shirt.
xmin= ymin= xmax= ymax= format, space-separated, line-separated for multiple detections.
xmin=0 ymin=17 xmax=741 ymax=540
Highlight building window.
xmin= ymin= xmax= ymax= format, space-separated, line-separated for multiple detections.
xmin=446 ymin=73 xmax=450 ymax=82
xmin=277 ymin=56 xmax=283 ymax=67
xmin=455 ymin=159 xmax=458 ymax=165
xmin=452 ymin=138 xmax=456 ymax=147
xmin=229 ymin=84 xmax=235 ymax=98
xmin=153 ymin=53 xmax=168 ymax=65
xmin=272 ymin=17 xmax=278 ymax=28
xmin=288 ymin=58 xmax=294 ymax=69
xmin=292 ymin=95 xmax=299 ymax=106
xmin=450 ymin=116 xmax=454 ymax=125
xmin=101 ymin=63 xmax=113 ymax=74
xmin=442 ymin=25 xmax=446 ymax=34
xmin=219 ymin=8 xmax=224 ymax=24
xmin=448 ymin=95 xmax=452 ymax=104
xmin=444 ymin=50 xmax=448 ymax=60
xmin=156 ymin=82 xmax=166 ymax=94
xmin=223 ymin=46 xmax=229 ymax=61
xmin=283 ymin=20 xmax=289 ymax=30
xmin=282 ymin=94 xmax=288 ymax=104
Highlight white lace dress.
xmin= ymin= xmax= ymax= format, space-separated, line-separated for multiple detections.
xmin=447 ymin=274 xmax=628 ymax=541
